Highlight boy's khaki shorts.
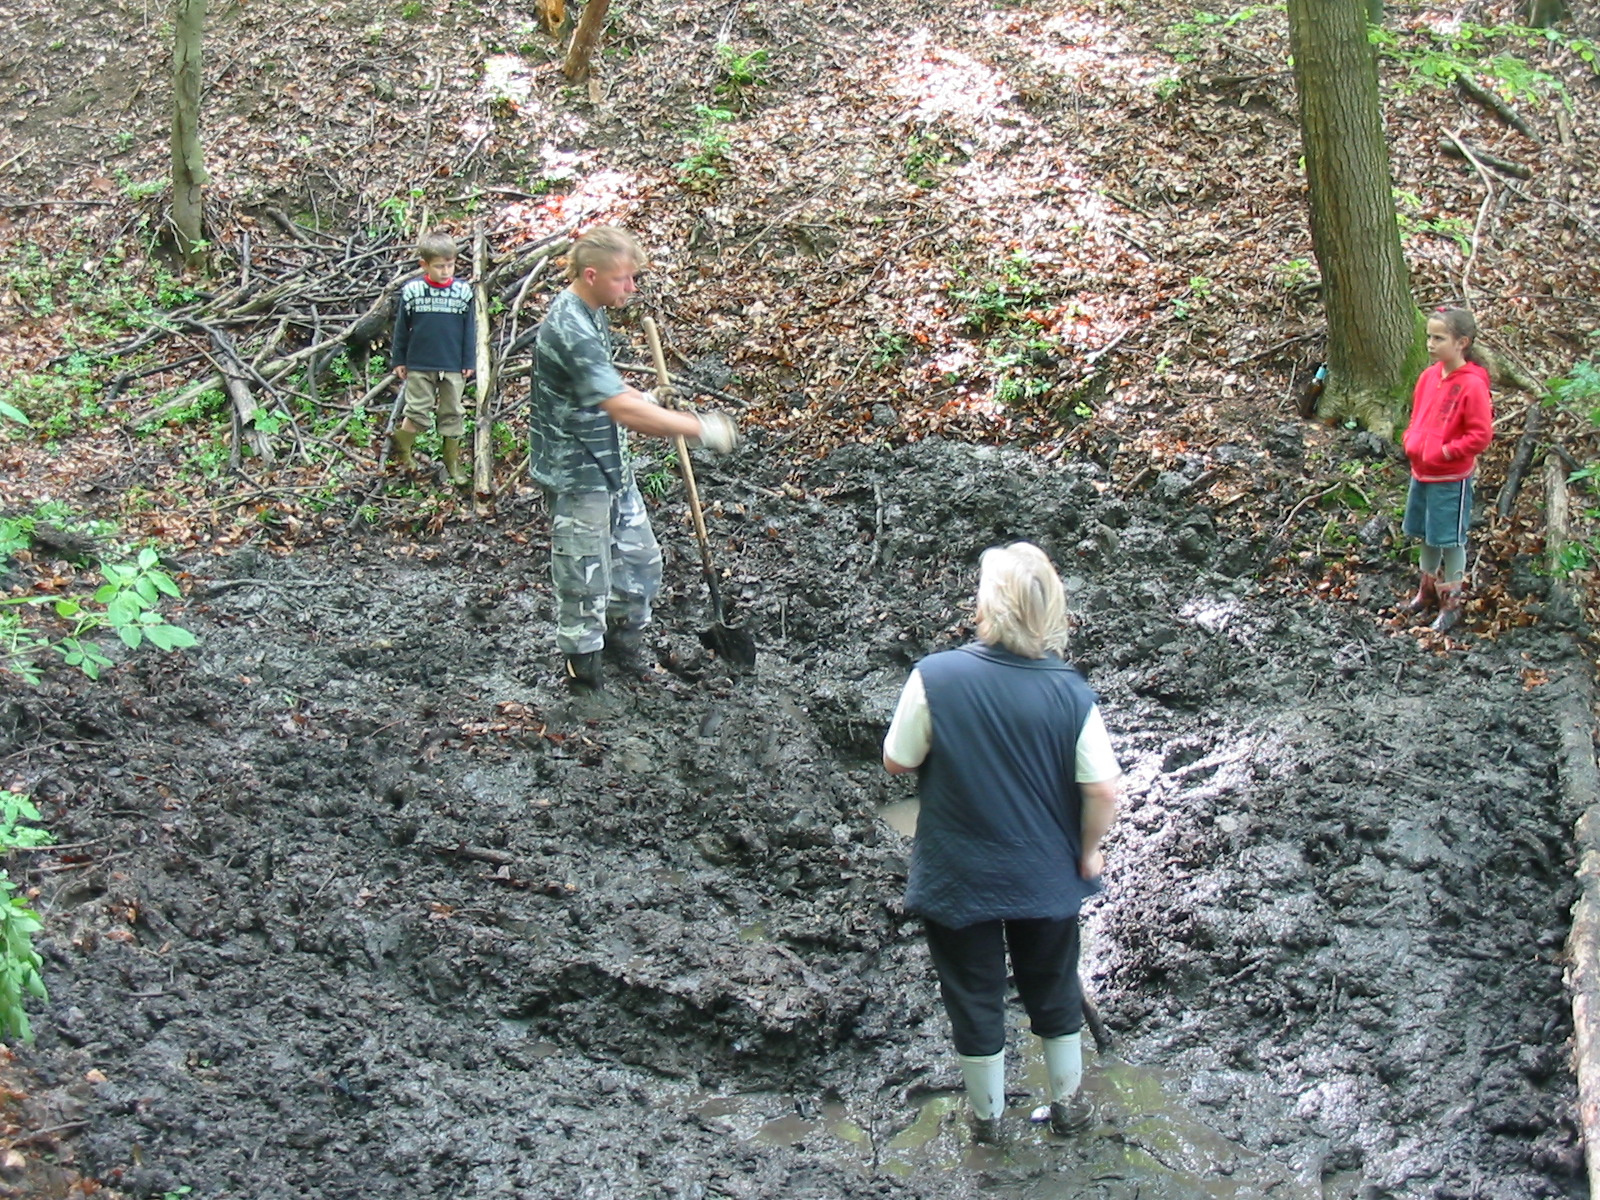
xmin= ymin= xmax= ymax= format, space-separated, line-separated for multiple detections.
xmin=402 ymin=371 xmax=467 ymax=437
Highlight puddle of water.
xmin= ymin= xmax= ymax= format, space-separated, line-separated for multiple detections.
xmin=685 ymin=1045 xmax=1318 ymax=1198
xmin=878 ymin=797 xmax=920 ymax=838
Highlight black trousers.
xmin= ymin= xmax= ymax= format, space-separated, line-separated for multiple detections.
xmin=923 ymin=916 xmax=1083 ymax=1057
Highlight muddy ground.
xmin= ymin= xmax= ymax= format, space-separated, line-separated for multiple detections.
xmin=0 ymin=434 xmax=1584 ymax=1199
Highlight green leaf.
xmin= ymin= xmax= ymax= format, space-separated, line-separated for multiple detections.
xmin=145 ymin=625 xmax=197 ymax=651
xmin=118 ymin=625 xmax=144 ymax=650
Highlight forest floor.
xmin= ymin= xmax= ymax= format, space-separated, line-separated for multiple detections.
xmin=0 ymin=0 xmax=1599 ymax=1196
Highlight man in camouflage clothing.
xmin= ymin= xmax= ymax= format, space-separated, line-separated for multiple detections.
xmin=529 ymin=227 xmax=739 ymax=688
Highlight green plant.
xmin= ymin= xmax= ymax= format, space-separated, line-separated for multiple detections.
xmin=1 ymin=547 xmax=197 ymax=682
xmin=903 ymin=131 xmax=953 ymax=188
xmin=1274 ymin=257 xmax=1318 ymax=290
xmin=1393 ymin=190 xmax=1471 ymax=251
xmin=1371 ymin=21 xmax=1598 ymax=103
xmin=639 ymin=451 xmax=680 ymax=498
xmin=1547 ymin=359 xmax=1600 ymax=423
xmin=715 ymin=44 xmax=770 ymax=103
xmin=401 ymin=0 xmax=425 ymax=18
xmin=378 ymin=187 xmax=427 ymax=236
xmin=114 ymin=169 xmax=165 ymax=201
xmin=871 ymin=331 xmax=912 ymax=369
xmin=951 ymin=253 xmax=1047 ymax=333
xmin=0 ymin=791 xmax=50 ymax=1043
xmin=676 ymin=106 xmax=736 ymax=188
xmin=1165 ymin=4 xmax=1282 ymax=58
xmin=1171 ymin=275 xmax=1213 ymax=320
xmin=0 ymin=794 xmax=52 ymax=851
xmin=490 ymin=420 xmax=517 ymax=457
xmin=1153 ymin=75 xmax=1184 ymax=101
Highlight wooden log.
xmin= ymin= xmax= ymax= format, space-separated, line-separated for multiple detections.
xmin=1495 ymin=401 xmax=1543 ymax=518
xmin=209 ymin=352 xmax=275 ymax=466
xmin=1457 ymin=74 xmax=1541 ymax=143
xmin=1559 ymin=673 xmax=1600 ymax=1198
xmin=472 ymin=225 xmax=495 ymax=516
xmin=1440 ymin=137 xmax=1533 ymax=180
xmin=1547 ymin=455 xmax=1571 ymax=576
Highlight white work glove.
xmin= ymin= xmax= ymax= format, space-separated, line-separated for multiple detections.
xmin=695 ymin=411 xmax=740 ymax=454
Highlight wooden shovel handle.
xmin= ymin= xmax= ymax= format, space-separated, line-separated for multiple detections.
xmin=641 ymin=317 xmax=725 ymax=619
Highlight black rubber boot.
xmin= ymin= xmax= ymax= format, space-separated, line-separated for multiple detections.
xmin=604 ymin=621 xmax=650 ymax=678
xmin=564 ymin=651 xmax=602 ymax=689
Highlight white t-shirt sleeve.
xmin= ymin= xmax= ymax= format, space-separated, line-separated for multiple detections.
xmin=882 ymin=669 xmax=932 ymax=768
xmin=1075 ymin=704 xmax=1120 ymax=783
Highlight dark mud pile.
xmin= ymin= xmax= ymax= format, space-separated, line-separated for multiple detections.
xmin=2 ymin=437 xmax=1586 ymax=1199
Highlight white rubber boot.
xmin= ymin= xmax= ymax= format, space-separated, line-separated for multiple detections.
xmin=1041 ymin=1031 xmax=1091 ymax=1134
xmin=958 ymin=1050 xmax=1009 ymax=1143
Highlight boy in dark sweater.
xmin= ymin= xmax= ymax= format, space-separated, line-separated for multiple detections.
xmin=390 ymin=229 xmax=477 ymax=485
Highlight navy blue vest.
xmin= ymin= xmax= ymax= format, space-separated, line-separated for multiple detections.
xmin=904 ymin=643 xmax=1101 ymax=928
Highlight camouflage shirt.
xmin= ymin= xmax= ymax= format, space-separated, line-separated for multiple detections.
xmin=528 ymin=288 xmax=632 ymax=494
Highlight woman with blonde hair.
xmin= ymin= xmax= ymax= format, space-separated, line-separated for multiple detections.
xmin=883 ymin=542 xmax=1121 ymax=1143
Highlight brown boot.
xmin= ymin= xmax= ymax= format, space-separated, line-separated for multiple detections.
xmin=389 ymin=425 xmax=419 ymax=469
xmin=441 ymin=437 xmax=470 ymax=488
xmin=1431 ymin=582 xmax=1463 ymax=633
xmin=1405 ymin=572 xmax=1438 ymax=615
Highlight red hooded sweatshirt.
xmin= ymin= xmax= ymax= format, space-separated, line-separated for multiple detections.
xmin=1402 ymin=360 xmax=1493 ymax=483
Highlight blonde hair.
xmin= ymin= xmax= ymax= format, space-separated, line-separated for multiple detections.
xmin=566 ymin=226 xmax=646 ymax=281
xmin=975 ymin=542 xmax=1070 ymax=659
xmin=417 ymin=230 xmax=458 ymax=262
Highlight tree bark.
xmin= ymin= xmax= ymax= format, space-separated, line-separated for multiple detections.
xmin=170 ymin=0 xmax=208 ymax=270
xmin=562 ymin=0 xmax=611 ymax=82
xmin=1286 ymin=0 xmax=1425 ymax=438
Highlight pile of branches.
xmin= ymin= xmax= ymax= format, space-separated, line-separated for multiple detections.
xmin=71 ymin=215 xmax=575 ymax=473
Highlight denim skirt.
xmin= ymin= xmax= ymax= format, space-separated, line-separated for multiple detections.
xmin=1403 ymin=476 xmax=1472 ymax=548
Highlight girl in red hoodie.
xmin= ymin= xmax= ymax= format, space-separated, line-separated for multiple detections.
xmin=1401 ymin=307 xmax=1494 ymax=632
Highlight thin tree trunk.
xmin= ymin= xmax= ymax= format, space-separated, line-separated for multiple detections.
xmin=1286 ymin=0 xmax=1425 ymax=437
xmin=563 ymin=0 xmax=611 ymax=82
xmin=472 ymin=225 xmax=494 ymax=516
xmin=171 ymin=0 xmax=208 ymax=270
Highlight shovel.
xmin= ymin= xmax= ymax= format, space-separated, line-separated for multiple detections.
xmin=642 ymin=316 xmax=757 ymax=669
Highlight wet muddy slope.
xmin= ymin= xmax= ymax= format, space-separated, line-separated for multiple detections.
xmin=2 ymin=438 xmax=1585 ymax=1198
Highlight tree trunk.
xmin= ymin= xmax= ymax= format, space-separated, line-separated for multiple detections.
xmin=1527 ymin=0 xmax=1566 ymax=28
xmin=471 ymin=225 xmax=494 ymax=516
xmin=562 ymin=0 xmax=611 ymax=82
xmin=1286 ymin=0 xmax=1425 ymax=438
xmin=170 ymin=0 xmax=208 ymax=270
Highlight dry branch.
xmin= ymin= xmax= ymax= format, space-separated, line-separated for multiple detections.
xmin=1457 ymin=75 xmax=1541 ymax=143
xmin=1496 ymin=401 xmax=1543 ymax=518
xmin=1440 ymin=137 xmax=1533 ymax=180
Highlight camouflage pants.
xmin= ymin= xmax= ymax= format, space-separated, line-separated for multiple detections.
xmin=549 ymin=485 xmax=662 ymax=654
